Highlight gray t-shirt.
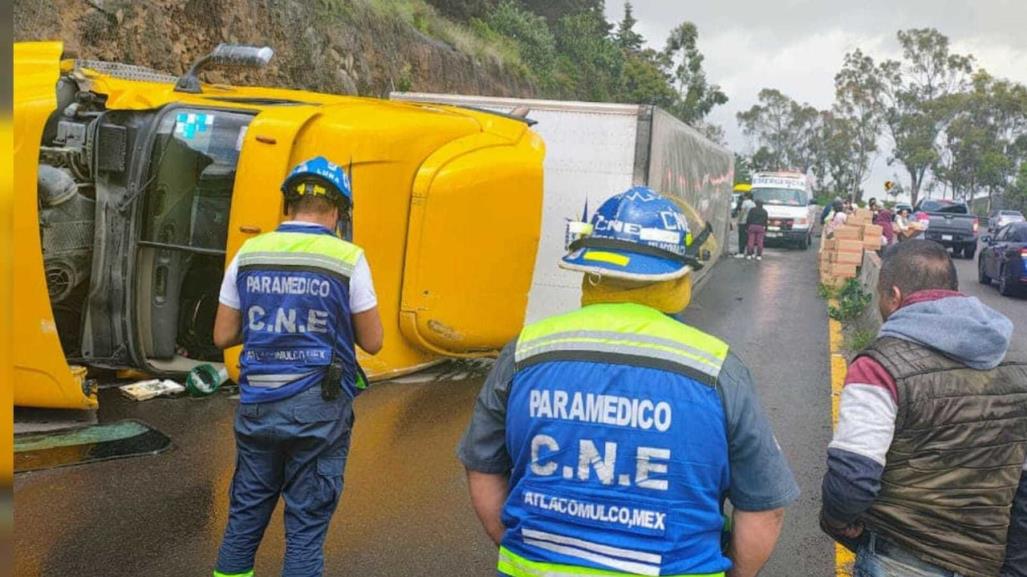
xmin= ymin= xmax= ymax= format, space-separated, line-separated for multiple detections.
xmin=458 ymin=342 xmax=800 ymax=511
xmin=738 ymin=199 xmax=756 ymax=225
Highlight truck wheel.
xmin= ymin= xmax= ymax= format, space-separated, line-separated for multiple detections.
xmin=962 ymin=244 xmax=976 ymax=259
xmin=978 ymin=258 xmax=991 ymax=285
xmin=798 ymin=235 xmax=809 ymax=250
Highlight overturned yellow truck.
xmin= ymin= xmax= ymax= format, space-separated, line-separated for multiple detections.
xmin=14 ymin=42 xmax=544 ymax=409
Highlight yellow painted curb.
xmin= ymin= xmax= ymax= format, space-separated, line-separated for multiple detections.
xmin=828 ymin=301 xmax=855 ymax=577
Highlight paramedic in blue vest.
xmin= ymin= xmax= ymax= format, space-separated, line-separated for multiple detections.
xmin=458 ymin=187 xmax=800 ymax=577
xmin=211 ymin=156 xmax=383 ymax=577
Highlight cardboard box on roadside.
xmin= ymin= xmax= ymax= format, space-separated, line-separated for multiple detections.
xmin=863 ymin=224 xmax=883 ymax=237
xmin=822 ymin=237 xmax=838 ymax=252
xmin=834 ymin=225 xmax=863 ymax=241
xmin=820 ymin=275 xmax=845 ymax=289
xmin=829 ymin=262 xmax=858 ymax=278
xmin=830 ymin=251 xmax=863 ymax=266
xmin=836 ymin=239 xmax=864 ymax=254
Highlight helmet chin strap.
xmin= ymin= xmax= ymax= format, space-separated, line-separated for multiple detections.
xmin=335 ymin=208 xmax=353 ymax=241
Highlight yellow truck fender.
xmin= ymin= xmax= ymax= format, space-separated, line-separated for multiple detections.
xmin=13 ymin=42 xmax=97 ymax=410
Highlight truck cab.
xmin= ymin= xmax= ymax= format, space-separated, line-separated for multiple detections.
xmin=14 ymin=42 xmax=544 ymax=409
xmin=749 ymin=172 xmax=815 ymax=250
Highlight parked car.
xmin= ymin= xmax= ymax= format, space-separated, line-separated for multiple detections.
xmin=988 ymin=209 xmax=1025 ymax=233
xmin=913 ymin=199 xmax=979 ymax=259
xmin=978 ymin=222 xmax=1027 ymax=296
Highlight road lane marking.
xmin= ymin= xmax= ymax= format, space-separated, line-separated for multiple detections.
xmin=828 ymin=310 xmax=855 ymax=577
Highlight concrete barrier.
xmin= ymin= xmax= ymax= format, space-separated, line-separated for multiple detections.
xmin=851 ymin=250 xmax=883 ymax=342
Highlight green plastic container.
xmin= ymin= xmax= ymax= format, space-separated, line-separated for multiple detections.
xmin=185 ymin=364 xmax=229 ymax=397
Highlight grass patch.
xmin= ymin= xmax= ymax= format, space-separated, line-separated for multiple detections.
xmin=845 ymin=329 xmax=876 ymax=353
xmin=828 ymin=279 xmax=872 ymax=322
xmin=340 ymin=0 xmax=527 ymax=72
xmin=817 ymin=282 xmax=838 ymax=300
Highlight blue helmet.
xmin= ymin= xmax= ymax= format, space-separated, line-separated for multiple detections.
xmin=561 ymin=186 xmax=699 ymax=281
xmin=281 ymin=156 xmax=353 ymax=208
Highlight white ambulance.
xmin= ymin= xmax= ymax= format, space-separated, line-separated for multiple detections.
xmin=749 ymin=172 xmax=817 ymax=250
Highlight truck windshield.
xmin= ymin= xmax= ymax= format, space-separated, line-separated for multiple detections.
xmin=141 ymin=108 xmax=253 ymax=251
xmin=752 ymin=187 xmax=806 ymax=206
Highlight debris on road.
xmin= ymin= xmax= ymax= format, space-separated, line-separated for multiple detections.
xmin=118 ymin=379 xmax=185 ymax=401
xmin=185 ymin=364 xmax=229 ymax=397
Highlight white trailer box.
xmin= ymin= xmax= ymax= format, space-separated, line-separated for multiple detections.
xmin=391 ymin=93 xmax=733 ymax=322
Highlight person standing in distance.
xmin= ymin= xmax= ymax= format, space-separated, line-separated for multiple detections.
xmin=458 ymin=186 xmax=799 ymax=577
xmin=734 ymin=192 xmax=756 ymax=259
xmin=212 ymin=156 xmax=383 ymax=577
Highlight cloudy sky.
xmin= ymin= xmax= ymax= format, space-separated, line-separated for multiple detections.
xmin=604 ymin=0 xmax=1027 ymax=197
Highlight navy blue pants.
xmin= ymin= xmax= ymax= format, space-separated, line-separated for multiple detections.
xmin=216 ymin=385 xmax=354 ymax=577
xmin=1003 ymin=471 xmax=1027 ymax=577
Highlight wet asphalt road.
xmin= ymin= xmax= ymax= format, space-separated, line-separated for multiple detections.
xmin=956 ymin=245 xmax=1026 ymax=355
xmin=14 ymin=244 xmax=839 ymax=577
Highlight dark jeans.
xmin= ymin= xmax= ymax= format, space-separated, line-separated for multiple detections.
xmin=216 ymin=385 xmax=354 ymax=577
xmin=737 ymin=223 xmax=748 ymax=253
xmin=855 ymin=533 xmax=964 ymax=577
xmin=1002 ymin=472 xmax=1027 ymax=577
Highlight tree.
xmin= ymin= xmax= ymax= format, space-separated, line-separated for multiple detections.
xmin=933 ymin=73 xmax=1007 ymax=204
xmin=877 ymin=28 xmax=974 ymax=206
xmin=811 ymin=111 xmax=860 ymax=197
xmin=1006 ymin=161 xmax=1027 ymax=211
xmin=663 ymin=22 xmax=727 ymax=124
xmin=615 ymin=2 xmax=644 ymax=53
xmin=620 ymin=49 xmax=677 ymax=108
xmin=520 ymin=0 xmax=605 ymax=26
xmin=736 ymin=88 xmax=819 ymax=173
xmin=834 ymin=48 xmax=885 ymax=202
xmin=425 ymin=0 xmax=495 ymax=20
xmin=487 ymin=1 xmax=557 ymax=85
xmin=734 ymin=153 xmax=752 ymax=185
xmin=553 ymin=11 xmax=625 ymax=101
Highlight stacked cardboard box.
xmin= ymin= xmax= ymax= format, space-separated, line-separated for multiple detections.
xmin=821 ymin=238 xmax=864 ymax=287
xmin=820 ymin=209 xmax=886 ymax=287
xmin=862 ymin=224 xmax=884 ymax=251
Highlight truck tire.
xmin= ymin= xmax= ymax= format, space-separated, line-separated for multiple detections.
xmin=962 ymin=244 xmax=976 ymax=259
xmin=978 ymin=257 xmax=991 ymax=285
xmin=799 ymin=235 xmax=810 ymax=250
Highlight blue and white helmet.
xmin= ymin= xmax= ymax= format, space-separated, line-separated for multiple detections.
xmin=561 ymin=186 xmax=699 ymax=281
xmin=281 ymin=156 xmax=353 ymax=208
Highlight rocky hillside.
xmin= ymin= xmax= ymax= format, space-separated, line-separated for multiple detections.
xmin=14 ymin=0 xmax=536 ymax=98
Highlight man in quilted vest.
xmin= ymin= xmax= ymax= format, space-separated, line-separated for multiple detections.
xmin=820 ymin=239 xmax=1027 ymax=577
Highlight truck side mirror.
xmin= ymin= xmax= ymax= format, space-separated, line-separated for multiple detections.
xmin=981 ymin=235 xmax=992 ymax=244
xmin=175 ymin=44 xmax=274 ymax=94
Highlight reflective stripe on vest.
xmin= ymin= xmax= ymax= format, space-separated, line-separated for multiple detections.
xmin=235 ymin=224 xmax=362 ymax=403
xmin=498 ymin=546 xmax=726 ymax=577
xmin=515 ymin=303 xmax=728 ymax=384
xmin=503 ymin=303 xmax=732 ymax=576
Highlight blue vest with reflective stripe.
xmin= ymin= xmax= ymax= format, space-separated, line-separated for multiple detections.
xmin=235 ymin=223 xmax=361 ymax=403
xmin=501 ymin=303 xmax=731 ymax=577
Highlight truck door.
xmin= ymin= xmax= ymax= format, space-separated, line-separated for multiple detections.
xmin=132 ymin=107 xmax=256 ymax=371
